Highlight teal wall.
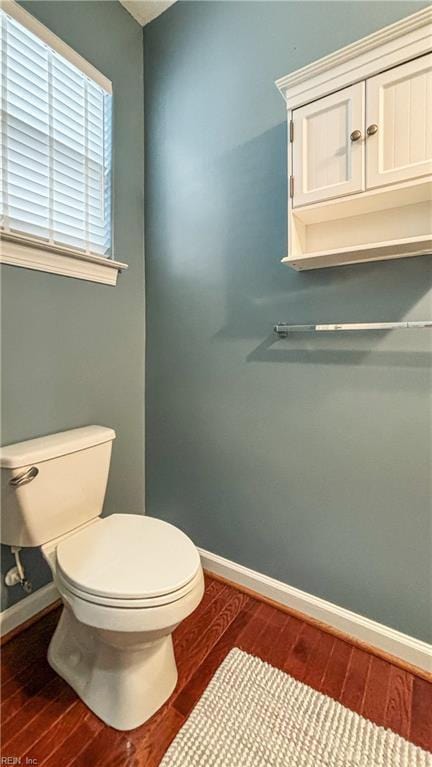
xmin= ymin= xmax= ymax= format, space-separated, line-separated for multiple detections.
xmin=144 ymin=1 xmax=432 ymax=642
xmin=1 ymin=1 xmax=145 ymax=609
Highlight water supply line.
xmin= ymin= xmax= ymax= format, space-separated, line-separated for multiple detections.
xmin=5 ymin=547 xmax=33 ymax=593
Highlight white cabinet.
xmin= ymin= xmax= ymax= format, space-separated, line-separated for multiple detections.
xmin=292 ymin=55 xmax=432 ymax=209
xmin=292 ymin=83 xmax=365 ymax=206
xmin=276 ymin=8 xmax=432 ymax=270
xmin=366 ymin=54 xmax=432 ymax=189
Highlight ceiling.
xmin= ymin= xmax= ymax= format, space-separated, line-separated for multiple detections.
xmin=120 ymin=1 xmax=176 ymax=26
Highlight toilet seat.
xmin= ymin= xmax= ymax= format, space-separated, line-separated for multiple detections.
xmin=56 ymin=567 xmax=205 ymax=635
xmin=56 ymin=514 xmax=201 ymax=606
xmin=57 ymin=567 xmax=203 ymax=609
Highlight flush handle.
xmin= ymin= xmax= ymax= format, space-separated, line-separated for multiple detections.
xmin=10 ymin=466 xmax=39 ymax=487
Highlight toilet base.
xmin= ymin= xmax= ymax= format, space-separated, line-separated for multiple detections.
xmin=48 ymin=605 xmax=178 ymax=731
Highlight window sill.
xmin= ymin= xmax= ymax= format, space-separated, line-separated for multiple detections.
xmin=0 ymin=234 xmax=127 ymax=286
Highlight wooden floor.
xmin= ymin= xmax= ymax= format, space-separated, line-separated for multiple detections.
xmin=1 ymin=574 xmax=431 ymax=766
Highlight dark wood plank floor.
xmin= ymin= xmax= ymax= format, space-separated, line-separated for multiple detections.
xmin=1 ymin=575 xmax=431 ymax=766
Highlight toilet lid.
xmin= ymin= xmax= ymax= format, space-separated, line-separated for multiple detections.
xmin=56 ymin=514 xmax=201 ymax=601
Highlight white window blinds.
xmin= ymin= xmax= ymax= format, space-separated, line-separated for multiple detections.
xmin=0 ymin=7 xmax=112 ymax=257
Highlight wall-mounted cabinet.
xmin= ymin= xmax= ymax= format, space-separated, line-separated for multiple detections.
xmin=276 ymin=9 xmax=432 ymax=270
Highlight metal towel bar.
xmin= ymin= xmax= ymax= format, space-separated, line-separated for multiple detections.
xmin=274 ymin=321 xmax=432 ymax=337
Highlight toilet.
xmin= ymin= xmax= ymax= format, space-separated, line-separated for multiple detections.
xmin=0 ymin=426 xmax=204 ymax=730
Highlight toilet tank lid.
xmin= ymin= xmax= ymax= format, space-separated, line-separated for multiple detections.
xmin=0 ymin=426 xmax=116 ymax=469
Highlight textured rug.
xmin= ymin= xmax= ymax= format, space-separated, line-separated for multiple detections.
xmin=161 ymin=648 xmax=431 ymax=766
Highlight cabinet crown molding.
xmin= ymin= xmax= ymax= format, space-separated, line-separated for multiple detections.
xmin=275 ymin=7 xmax=432 ymax=110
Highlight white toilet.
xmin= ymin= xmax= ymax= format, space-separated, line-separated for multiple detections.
xmin=0 ymin=426 xmax=204 ymax=730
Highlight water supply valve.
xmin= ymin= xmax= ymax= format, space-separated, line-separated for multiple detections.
xmin=5 ymin=547 xmax=33 ymax=593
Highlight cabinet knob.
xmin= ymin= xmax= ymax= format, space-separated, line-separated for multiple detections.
xmin=367 ymin=124 xmax=378 ymax=136
xmin=350 ymin=129 xmax=362 ymax=142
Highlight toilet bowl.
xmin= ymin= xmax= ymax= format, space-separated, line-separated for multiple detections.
xmin=43 ymin=513 xmax=204 ymax=730
xmin=0 ymin=427 xmax=204 ymax=731
xmin=42 ymin=514 xmax=204 ymax=730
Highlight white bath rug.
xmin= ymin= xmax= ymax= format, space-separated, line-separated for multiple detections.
xmin=161 ymin=648 xmax=431 ymax=766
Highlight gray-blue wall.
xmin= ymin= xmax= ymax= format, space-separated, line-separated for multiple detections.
xmin=144 ymin=1 xmax=432 ymax=642
xmin=1 ymin=1 xmax=145 ymax=609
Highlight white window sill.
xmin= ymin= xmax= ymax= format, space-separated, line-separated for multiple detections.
xmin=0 ymin=234 xmax=127 ymax=286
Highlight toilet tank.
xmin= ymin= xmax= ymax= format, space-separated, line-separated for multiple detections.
xmin=0 ymin=426 xmax=115 ymax=547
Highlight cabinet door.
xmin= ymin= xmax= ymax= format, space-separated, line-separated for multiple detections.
xmin=366 ymin=54 xmax=432 ymax=189
xmin=292 ymin=82 xmax=365 ymax=207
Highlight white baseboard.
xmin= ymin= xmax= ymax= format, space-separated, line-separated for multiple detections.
xmin=199 ymin=548 xmax=432 ymax=675
xmin=1 ymin=553 xmax=430 ymax=675
xmin=0 ymin=582 xmax=59 ymax=638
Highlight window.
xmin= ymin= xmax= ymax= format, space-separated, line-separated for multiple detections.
xmin=0 ymin=1 xmax=125 ymax=285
